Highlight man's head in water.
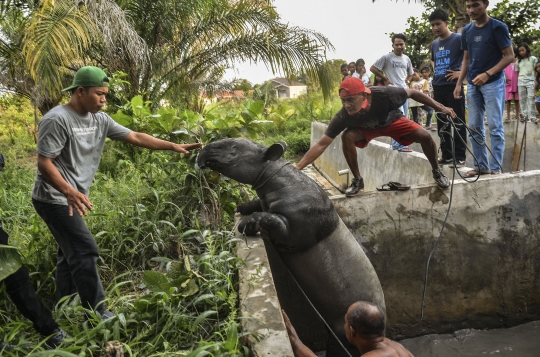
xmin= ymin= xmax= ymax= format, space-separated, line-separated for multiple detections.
xmin=391 ymin=33 xmax=407 ymax=56
xmin=339 ymin=77 xmax=371 ymax=115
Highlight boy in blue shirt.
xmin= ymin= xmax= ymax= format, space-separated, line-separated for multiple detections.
xmin=453 ymin=0 xmax=514 ymax=176
xmin=429 ymin=9 xmax=468 ymax=167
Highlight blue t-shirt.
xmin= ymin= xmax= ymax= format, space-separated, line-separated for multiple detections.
xmin=431 ymin=33 xmax=463 ymax=87
xmin=461 ymin=18 xmax=511 ymax=84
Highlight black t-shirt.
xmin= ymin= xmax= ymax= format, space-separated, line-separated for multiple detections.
xmin=325 ymin=86 xmax=408 ymax=138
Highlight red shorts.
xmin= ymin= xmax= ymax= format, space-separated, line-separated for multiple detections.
xmin=354 ymin=117 xmax=423 ymax=148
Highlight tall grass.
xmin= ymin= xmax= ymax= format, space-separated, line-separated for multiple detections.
xmin=0 ymin=116 xmax=249 ymax=356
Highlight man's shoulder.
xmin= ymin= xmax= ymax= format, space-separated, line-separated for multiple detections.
xmin=40 ymin=105 xmax=73 ymax=125
xmin=330 ymin=107 xmax=346 ymax=121
xmin=490 ymin=17 xmax=509 ymax=31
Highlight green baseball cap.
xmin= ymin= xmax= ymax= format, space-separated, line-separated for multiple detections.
xmin=62 ymin=66 xmax=109 ymax=92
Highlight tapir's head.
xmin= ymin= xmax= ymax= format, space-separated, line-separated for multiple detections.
xmin=197 ymin=138 xmax=286 ymax=185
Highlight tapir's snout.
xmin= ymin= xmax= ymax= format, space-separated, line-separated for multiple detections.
xmin=197 ymin=147 xmax=217 ymax=170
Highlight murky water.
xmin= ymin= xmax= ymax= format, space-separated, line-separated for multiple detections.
xmin=400 ymin=321 xmax=540 ymax=357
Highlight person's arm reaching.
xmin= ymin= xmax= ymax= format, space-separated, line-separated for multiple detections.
xmin=295 ymin=135 xmax=334 ymax=170
xmin=282 ymin=310 xmax=318 ymax=357
xmin=37 ymin=155 xmax=93 ymax=217
xmin=406 ymin=89 xmax=456 ymax=119
xmin=121 ymin=132 xmax=202 ymax=153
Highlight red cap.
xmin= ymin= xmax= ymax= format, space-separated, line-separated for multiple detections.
xmin=339 ymin=77 xmax=371 ymax=97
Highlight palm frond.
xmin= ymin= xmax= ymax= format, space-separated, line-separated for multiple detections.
xmin=22 ymin=0 xmax=95 ymax=93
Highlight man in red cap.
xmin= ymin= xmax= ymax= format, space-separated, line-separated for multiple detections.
xmin=295 ymin=77 xmax=456 ymax=195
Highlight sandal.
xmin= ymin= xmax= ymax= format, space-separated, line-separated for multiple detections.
xmin=377 ymin=182 xmax=411 ymax=191
xmin=465 ymin=169 xmax=491 ymax=177
xmin=398 ymin=147 xmax=412 ymax=152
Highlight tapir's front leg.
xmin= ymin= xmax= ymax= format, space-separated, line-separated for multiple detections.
xmin=238 ymin=212 xmax=289 ymax=244
xmin=236 ymin=199 xmax=263 ymax=215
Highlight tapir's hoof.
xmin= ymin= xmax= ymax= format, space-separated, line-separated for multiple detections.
xmin=238 ymin=216 xmax=259 ymax=236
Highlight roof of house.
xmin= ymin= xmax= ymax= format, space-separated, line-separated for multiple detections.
xmin=271 ymin=78 xmax=306 ymax=87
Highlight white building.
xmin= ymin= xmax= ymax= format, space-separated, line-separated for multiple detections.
xmin=270 ymin=78 xmax=307 ymax=99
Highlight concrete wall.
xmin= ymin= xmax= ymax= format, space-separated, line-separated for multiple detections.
xmin=311 ymin=121 xmax=436 ymax=192
xmin=312 ymin=120 xmax=540 ymax=192
xmin=237 ymin=227 xmax=295 ymax=356
xmin=331 ymin=171 xmax=540 ymax=339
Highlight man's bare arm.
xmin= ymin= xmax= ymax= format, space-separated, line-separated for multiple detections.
xmin=295 ymin=135 xmax=334 ymax=170
xmin=283 ymin=310 xmax=318 ymax=357
xmin=370 ymin=66 xmax=391 ymax=85
xmin=405 ymin=89 xmax=456 ymax=119
xmin=121 ymin=132 xmax=202 ymax=154
xmin=37 ymin=155 xmax=92 ymax=216
xmin=454 ymin=50 xmax=469 ymax=99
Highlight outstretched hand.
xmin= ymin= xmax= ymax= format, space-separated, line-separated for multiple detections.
xmin=172 ymin=142 xmax=203 ymax=154
xmin=282 ymin=310 xmax=317 ymax=357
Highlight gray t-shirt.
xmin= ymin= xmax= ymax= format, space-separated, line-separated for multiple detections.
xmin=32 ymin=105 xmax=131 ymax=205
xmin=372 ymin=52 xmax=413 ymax=88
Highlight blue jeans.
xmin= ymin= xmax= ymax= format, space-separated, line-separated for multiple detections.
xmin=392 ymin=103 xmax=410 ymax=150
xmin=467 ymin=76 xmax=505 ymax=172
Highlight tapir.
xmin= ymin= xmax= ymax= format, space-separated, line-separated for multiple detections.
xmin=197 ymin=138 xmax=385 ymax=356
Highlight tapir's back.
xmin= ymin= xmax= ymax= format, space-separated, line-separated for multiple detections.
xmin=256 ymin=163 xmax=340 ymax=250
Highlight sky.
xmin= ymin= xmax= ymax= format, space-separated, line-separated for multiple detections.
xmin=224 ymin=0 xmax=505 ymax=85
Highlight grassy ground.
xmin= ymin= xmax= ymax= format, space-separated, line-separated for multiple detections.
xmin=0 ymin=99 xmax=250 ymax=356
xmin=0 ymin=90 xmax=338 ymax=356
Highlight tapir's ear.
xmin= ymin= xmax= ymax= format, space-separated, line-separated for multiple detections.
xmin=263 ymin=141 xmax=287 ymax=161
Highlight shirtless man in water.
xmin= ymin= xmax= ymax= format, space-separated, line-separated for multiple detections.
xmin=283 ymin=301 xmax=414 ymax=357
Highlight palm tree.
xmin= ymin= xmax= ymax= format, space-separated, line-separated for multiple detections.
xmin=0 ymin=0 xmax=334 ymax=116
xmin=0 ymin=0 xmax=148 ymax=115
xmin=115 ymin=0 xmax=334 ymax=106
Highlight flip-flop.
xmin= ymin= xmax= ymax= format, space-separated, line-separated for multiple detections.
xmin=377 ymin=182 xmax=411 ymax=191
xmin=398 ymin=147 xmax=412 ymax=152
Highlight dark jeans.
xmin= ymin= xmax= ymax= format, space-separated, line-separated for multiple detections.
xmin=433 ymin=85 xmax=468 ymax=161
xmin=0 ymin=224 xmax=58 ymax=335
xmin=32 ymin=199 xmax=106 ymax=314
xmin=410 ymin=105 xmax=434 ymax=126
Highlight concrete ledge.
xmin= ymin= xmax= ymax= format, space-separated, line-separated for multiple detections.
xmin=312 ymin=121 xmax=435 ymax=191
xmin=236 ymin=223 xmax=294 ymax=356
xmin=330 ymin=170 xmax=540 ymax=339
xmin=312 ymin=120 xmax=540 ymax=193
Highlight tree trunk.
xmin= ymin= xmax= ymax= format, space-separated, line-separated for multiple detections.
xmin=451 ymin=1 xmax=470 ymax=33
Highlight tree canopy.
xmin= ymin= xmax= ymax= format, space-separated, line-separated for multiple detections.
xmin=0 ymin=0 xmax=334 ymax=115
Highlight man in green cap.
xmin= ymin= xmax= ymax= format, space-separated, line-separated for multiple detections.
xmin=31 ymin=66 xmax=201 ymax=321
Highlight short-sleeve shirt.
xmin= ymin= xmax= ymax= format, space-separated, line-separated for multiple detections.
xmin=325 ymin=86 xmax=408 ymax=137
xmin=517 ymin=56 xmax=537 ymax=85
xmin=352 ymin=72 xmax=370 ymax=85
xmin=372 ymin=53 xmax=414 ymax=88
xmin=431 ymin=33 xmax=463 ymax=87
xmin=32 ymin=105 xmax=131 ymax=205
xmin=461 ymin=18 xmax=512 ymax=84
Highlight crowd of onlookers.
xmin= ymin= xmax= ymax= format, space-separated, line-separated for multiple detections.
xmin=338 ymin=1 xmax=539 ymax=177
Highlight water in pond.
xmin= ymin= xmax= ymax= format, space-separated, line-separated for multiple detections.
xmin=400 ymin=320 xmax=540 ymax=357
